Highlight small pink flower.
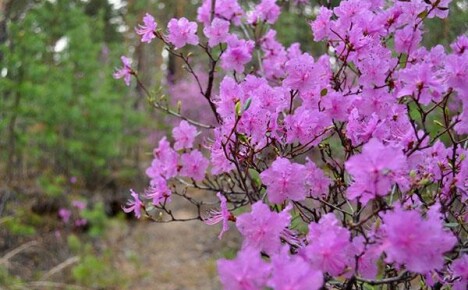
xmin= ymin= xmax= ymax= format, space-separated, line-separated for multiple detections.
xmin=74 ymin=218 xmax=88 ymax=227
xmin=180 ymin=150 xmax=209 ymax=181
xmin=172 ymin=120 xmax=198 ymax=150
xmin=167 ymin=17 xmax=199 ymax=49
xmin=204 ymin=192 xmax=233 ymax=239
xmin=113 ymin=56 xmax=133 ymax=86
xmin=203 ymin=18 xmax=230 ymax=47
xmin=72 ymin=200 xmax=86 ymax=211
xmin=58 ymin=208 xmax=72 ymax=223
xmin=122 ymin=189 xmax=144 ymax=219
xmin=136 ymin=13 xmax=157 ymax=43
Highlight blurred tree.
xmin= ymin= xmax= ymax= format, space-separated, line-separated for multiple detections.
xmin=0 ymin=0 xmax=140 ymax=190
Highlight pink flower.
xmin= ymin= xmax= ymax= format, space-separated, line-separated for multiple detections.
xmin=197 ymin=0 xmax=244 ymax=26
xmin=58 ymin=208 xmax=72 ymax=223
xmin=217 ymin=247 xmax=271 ymax=290
xmin=260 ymin=158 xmax=308 ymax=204
xmin=136 ymin=13 xmax=157 ymax=43
xmin=283 ymin=53 xmax=315 ymax=92
xmin=145 ymin=176 xmax=172 ymax=205
xmin=269 ymin=247 xmax=323 ymax=290
xmin=72 ymin=200 xmax=86 ymax=211
xmin=203 ymin=18 xmax=230 ymax=47
xmin=451 ymin=254 xmax=468 ymax=290
xmin=172 ymin=120 xmax=198 ymax=150
xmin=203 ymin=192 xmax=233 ymax=239
xmin=345 ymin=138 xmax=408 ymax=204
xmin=113 ymin=56 xmax=133 ymax=86
xmin=310 ymin=7 xmax=333 ymax=41
xmin=146 ymin=137 xmax=178 ymax=179
xmin=379 ymin=205 xmax=457 ymax=274
xmin=122 ymin=189 xmax=144 ymax=219
xmin=304 ymin=159 xmax=330 ymax=198
xmin=74 ymin=218 xmax=87 ymax=227
xmin=283 ymin=107 xmax=330 ymax=145
xmin=248 ymin=0 xmax=281 ymax=25
xmin=236 ymin=202 xmax=291 ymax=254
xmin=167 ymin=17 xmax=199 ymax=49
xmin=301 ymin=213 xmax=356 ymax=276
xmin=180 ymin=150 xmax=209 ymax=181
xmin=221 ymin=35 xmax=254 ymax=73
xmin=394 ymin=26 xmax=422 ymax=54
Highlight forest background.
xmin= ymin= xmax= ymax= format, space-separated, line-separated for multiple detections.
xmin=0 ymin=0 xmax=466 ymax=289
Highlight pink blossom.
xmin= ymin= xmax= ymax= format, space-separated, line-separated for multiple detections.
xmin=304 ymin=159 xmax=330 ymax=198
xmin=221 ymin=35 xmax=254 ymax=73
xmin=217 ymin=247 xmax=271 ymax=290
xmin=394 ymin=26 xmax=422 ymax=54
xmin=236 ymin=201 xmax=290 ymax=254
xmin=248 ymin=0 xmax=281 ymax=25
xmin=136 ymin=13 xmax=157 ymax=43
xmin=72 ymin=200 xmax=86 ymax=211
xmin=260 ymin=158 xmax=307 ymax=204
xmin=58 ymin=208 xmax=72 ymax=223
xmin=203 ymin=18 xmax=230 ymax=47
xmin=451 ymin=255 xmax=468 ymax=290
xmin=146 ymin=137 xmax=179 ymax=179
xmin=122 ymin=189 xmax=143 ymax=219
xmin=268 ymin=247 xmax=323 ymax=290
xmin=180 ymin=150 xmax=209 ymax=181
xmin=345 ymin=138 xmax=408 ymax=204
xmin=74 ymin=218 xmax=87 ymax=227
xmin=145 ymin=176 xmax=172 ymax=205
xmin=283 ymin=53 xmax=315 ymax=92
xmin=379 ymin=205 xmax=457 ymax=274
xmin=451 ymin=34 xmax=468 ymax=55
xmin=113 ymin=56 xmax=132 ymax=86
xmin=302 ymin=213 xmax=356 ymax=276
xmin=283 ymin=107 xmax=331 ymax=145
xmin=172 ymin=120 xmax=198 ymax=150
xmin=310 ymin=7 xmax=333 ymax=41
xmin=203 ymin=192 xmax=233 ymax=239
xmin=197 ymin=0 xmax=244 ymax=26
xmin=167 ymin=17 xmax=199 ymax=49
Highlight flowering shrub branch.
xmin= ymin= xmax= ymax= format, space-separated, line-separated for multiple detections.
xmin=116 ymin=0 xmax=468 ymax=289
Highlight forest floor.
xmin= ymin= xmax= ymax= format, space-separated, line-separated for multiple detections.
xmin=0 ymin=188 xmax=241 ymax=290
xmin=104 ymin=204 xmax=240 ymax=290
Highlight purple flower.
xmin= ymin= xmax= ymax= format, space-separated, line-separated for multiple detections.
xmin=146 ymin=137 xmax=179 ymax=179
xmin=220 ymin=35 xmax=254 ymax=73
xmin=167 ymin=17 xmax=199 ymax=49
xmin=172 ymin=120 xmax=198 ymax=150
xmin=269 ymin=247 xmax=323 ymax=290
xmin=203 ymin=18 xmax=230 ymax=47
xmin=260 ymin=158 xmax=308 ymax=204
xmin=217 ymin=247 xmax=271 ymax=290
xmin=113 ymin=56 xmax=133 ymax=86
xmin=236 ymin=201 xmax=290 ymax=254
xmin=301 ymin=213 xmax=356 ymax=276
xmin=451 ymin=254 xmax=468 ymax=290
xmin=72 ymin=200 xmax=86 ymax=211
xmin=122 ymin=189 xmax=144 ymax=219
xmin=145 ymin=176 xmax=172 ymax=206
xmin=180 ymin=150 xmax=209 ymax=181
xmin=136 ymin=13 xmax=157 ymax=43
xmin=248 ymin=0 xmax=281 ymax=25
xmin=58 ymin=208 xmax=72 ymax=223
xmin=345 ymin=138 xmax=408 ymax=204
xmin=379 ymin=205 xmax=457 ymax=274
xmin=203 ymin=192 xmax=233 ymax=239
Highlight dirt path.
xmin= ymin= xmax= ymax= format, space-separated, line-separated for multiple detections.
xmin=107 ymin=207 xmax=240 ymax=290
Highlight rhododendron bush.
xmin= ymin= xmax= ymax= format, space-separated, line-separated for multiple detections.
xmin=116 ymin=0 xmax=468 ymax=289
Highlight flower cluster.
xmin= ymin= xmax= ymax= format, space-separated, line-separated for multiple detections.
xmin=116 ymin=0 xmax=467 ymax=289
